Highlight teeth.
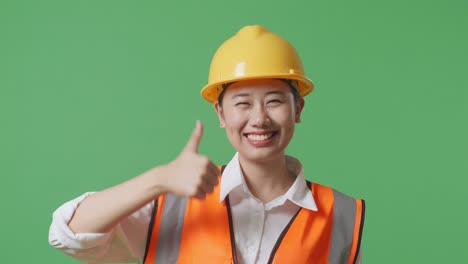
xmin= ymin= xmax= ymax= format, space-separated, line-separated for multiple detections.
xmin=246 ymin=133 xmax=273 ymax=141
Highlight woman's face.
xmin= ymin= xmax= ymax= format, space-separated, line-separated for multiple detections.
xmin=215 ymin=79 xmax=304 ymax=163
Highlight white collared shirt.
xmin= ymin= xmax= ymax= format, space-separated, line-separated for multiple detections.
xmin=48 ymin=153 xmax=362 ymax=263
xmin=220 ymin=152 xmax=317 ymax=264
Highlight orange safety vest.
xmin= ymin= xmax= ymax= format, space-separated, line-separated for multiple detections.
xmin=143 ymin=166 xmax=365 ymax=264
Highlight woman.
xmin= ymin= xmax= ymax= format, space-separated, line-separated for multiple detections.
xmin=49 ymin=25 xmax=365 ymax=264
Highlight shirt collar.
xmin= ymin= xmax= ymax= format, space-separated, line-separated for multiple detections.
xmin=219 ymin=152 xmax=244 ymax=202
xmin=219 ymin=152 xmax=317 ymax=211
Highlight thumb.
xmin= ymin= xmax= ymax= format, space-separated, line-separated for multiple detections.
xmin=184 ymin=120 xmax=203 ymax=153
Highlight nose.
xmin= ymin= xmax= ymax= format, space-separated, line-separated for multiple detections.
xmin=250 ymin=105 xmax=271 ymax=127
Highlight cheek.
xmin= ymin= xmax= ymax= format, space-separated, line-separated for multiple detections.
xmin=271 ymin=107 xmax=296 ymax=125
xmin=223 ymin=109 xmax=247 ymax=132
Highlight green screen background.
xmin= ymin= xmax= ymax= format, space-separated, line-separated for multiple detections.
xmin=1 ymin=0 xmax=467 ymax=263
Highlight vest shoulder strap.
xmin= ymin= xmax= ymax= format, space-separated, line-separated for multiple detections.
xmin=310 ymin=182 xmax=366 ymax=264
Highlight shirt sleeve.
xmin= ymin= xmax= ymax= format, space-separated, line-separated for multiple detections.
xmin=48 ymin=192 xmax=154 ymax=264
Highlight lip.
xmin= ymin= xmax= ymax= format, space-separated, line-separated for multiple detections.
xmin=244 ymin=130 xmax=278 ymax=147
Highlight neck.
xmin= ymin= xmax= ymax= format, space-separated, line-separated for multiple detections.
xmin=238 ymin=153 xmax=296 ymax=203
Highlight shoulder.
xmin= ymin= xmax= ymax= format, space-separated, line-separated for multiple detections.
xmin=306 ymin=181 xmax=363 ymax=201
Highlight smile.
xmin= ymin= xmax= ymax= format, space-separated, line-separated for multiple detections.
xmin=243 ymin=131 xmax=278 ymax=146
xmin=246 ymin=133 xmax=274 ymax=141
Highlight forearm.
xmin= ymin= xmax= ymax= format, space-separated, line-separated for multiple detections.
xmin=68 ymin=165 xmax=168 ymax=234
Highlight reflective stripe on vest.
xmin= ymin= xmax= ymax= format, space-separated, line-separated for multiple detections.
xmin=143 ymin=167 xmax=365 ymax=264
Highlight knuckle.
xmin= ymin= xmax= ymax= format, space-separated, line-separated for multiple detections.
xmin=195 ymin=188 xmax=206 ymax=198
xmin=207 ymin=184 xmax=214 ymax=193
xmin=212 ymin=177 xmax=219 ymax=185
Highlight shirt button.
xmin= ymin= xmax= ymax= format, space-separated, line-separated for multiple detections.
xmin=248 ymin=245 xmax=255 ymax=252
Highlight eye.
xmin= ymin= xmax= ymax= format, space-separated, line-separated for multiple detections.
xmin=267 ymin=99 xmax=282 ymax=105
xmin=235 ymin=102 xmax=250 ymax=106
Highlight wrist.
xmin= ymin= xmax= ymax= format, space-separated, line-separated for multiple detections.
xmin=140 ymin=165 xmax=170 ymax=197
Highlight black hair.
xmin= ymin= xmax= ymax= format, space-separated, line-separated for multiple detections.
xmin=217 ymin=79 xmax=301 ymax=107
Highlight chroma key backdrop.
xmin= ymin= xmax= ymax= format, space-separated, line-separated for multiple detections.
xmin=1 ymin=0 xmax=467 ymax=263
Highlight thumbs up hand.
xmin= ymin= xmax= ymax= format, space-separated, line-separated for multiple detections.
xmin=159 ymin=120 xmax=220 ymax=199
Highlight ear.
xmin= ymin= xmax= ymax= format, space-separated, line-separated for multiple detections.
xmin=214 ymin=102 xmax=226 ymax=128
xmin=295 ymin=98 xmax=305 ymax=123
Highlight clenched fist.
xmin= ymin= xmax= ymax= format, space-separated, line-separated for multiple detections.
xmin=159 ymin=120 xmax=220 ymax=199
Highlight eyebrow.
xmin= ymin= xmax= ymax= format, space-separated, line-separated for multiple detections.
xmin=231 ymin=90 xmax=285 ymax=99
xmin=265 ymin=91 xmax=285 ymax=96
xmin=231 ymin=93 xmax=250 ymax=99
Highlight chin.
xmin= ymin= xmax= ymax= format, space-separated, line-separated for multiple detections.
xmin=237 ymin=147 xmax=285 ymax=164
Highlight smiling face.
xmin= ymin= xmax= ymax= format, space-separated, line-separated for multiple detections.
xmin=215 ymin=79 xmax=304 ymax=163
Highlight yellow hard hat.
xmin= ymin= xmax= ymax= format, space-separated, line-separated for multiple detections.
xmin=201 ymin=25 xmax=315 ymax=103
